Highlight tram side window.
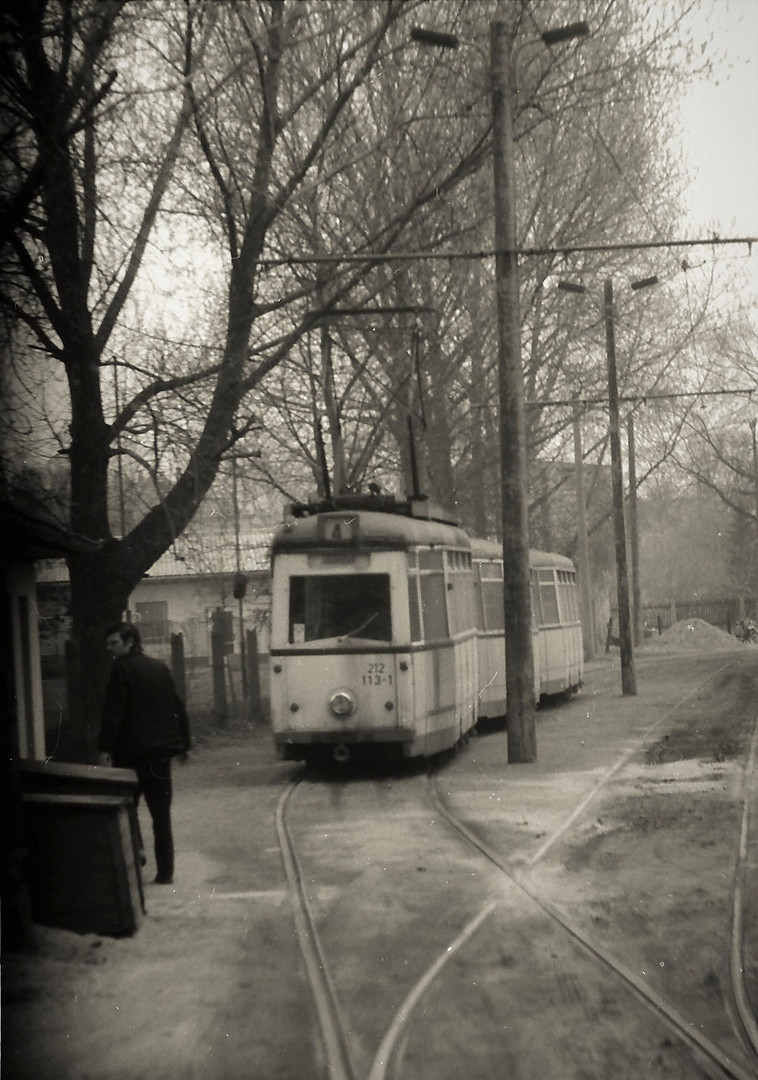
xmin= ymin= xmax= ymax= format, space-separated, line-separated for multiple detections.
xmin=288 ymin=574 xmax=392 ymax=643
xmin=557 ymin=570 xmax=576 ymax=622
xmin=568 ymin=572 xmax=579 ymax=620
xmin=446 ymin=550 xmax=476 ymax=634
xmin=556 ymin=571 xmax=566 ymax=621
xmin=530 ymin=570 xmax=540 ymax=627
xmin=420 ymin=570 xmax=449 ymax=640
xmin=474 ymin=564 xmax=486 ymax=630
xmin=558 ymin=571 xmax=572 ymax=621
xmin=537 ymin=568 xmax=559 ymax=625
xmin=408 ymin=549 xmax=447 ymax=641
xmin=480 ymin=561 xmax=504 ymax=631
xmin=408 ymin=575 xmax=422 ymax=642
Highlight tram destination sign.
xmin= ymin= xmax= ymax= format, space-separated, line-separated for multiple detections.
xmin=319 ymin=514 xmax=359 ymax=543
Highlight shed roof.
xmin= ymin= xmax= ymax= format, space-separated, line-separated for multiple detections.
xmin=147 ymin=530 xmax=273 ymax=578
xmin=36 ymin=527 xmax=274 ymax=584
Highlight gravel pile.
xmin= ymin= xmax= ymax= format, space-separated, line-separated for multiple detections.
xmin=652 ymin=617 xmax=742 ymax=652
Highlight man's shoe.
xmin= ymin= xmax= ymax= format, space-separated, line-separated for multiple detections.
xmin=153 ymin=874 xmax=173 ymax=885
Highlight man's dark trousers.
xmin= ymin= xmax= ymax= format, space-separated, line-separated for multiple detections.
xmin=133 ymin=757 xmax=174 ymax=882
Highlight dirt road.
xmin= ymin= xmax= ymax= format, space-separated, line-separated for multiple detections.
xmin=4 ymin=645 xmax=758 ymax=1080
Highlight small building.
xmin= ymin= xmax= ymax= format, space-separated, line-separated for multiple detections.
xmin=35 ymin=523 xmax=275 ymax=721
xmin=126 ymin=527 xmax=274 ymax=661
xmin=1 ymin=501 xmax=101 ymax=762
xmin=1 ymin=500 xmax=143 ymax=945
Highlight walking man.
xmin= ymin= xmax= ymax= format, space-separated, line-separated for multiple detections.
xmin=98 ymin=622 xmax=190 ymax=885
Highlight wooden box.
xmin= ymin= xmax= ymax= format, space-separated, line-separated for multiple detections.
xmin=19 ymin=760 xmax=145 ymax=916
xmin=23 ymin=792 xmax=144 ymax=937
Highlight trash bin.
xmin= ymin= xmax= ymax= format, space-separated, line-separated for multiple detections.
xmin=19 ymin=760 xmax=145 ymax=936
xmin=22 ymin=792 xmax=144 ymax=936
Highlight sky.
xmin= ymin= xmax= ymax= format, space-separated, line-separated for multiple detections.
xmin=675 ymin=0 xmax=757 ymax=290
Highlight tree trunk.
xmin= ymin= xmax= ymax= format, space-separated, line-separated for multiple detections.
xmin=67 ymin=549 xmax=133 ymax=762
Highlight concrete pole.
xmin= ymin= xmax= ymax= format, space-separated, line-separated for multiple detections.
xmin=751 ymin=418 xmax=758 ymax=587
xmin=604 ymin=279 xmax=636 ymax=695
xmin=491 ymin=21 xmax=536 ymax=761
xmin=232 ymin=457 xmax=247 ymax=698
xmin=627 ymin=413 xmax=643 ymax=647
xmin=573 ymin=399 xmax=595 ymax=659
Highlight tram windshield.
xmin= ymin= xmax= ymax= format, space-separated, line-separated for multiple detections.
xmin=288 ymin=574 xmax=392 ymax=644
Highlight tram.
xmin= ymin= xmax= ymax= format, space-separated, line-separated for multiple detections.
xmin=269 ymin=494 xmax=582 ymax=763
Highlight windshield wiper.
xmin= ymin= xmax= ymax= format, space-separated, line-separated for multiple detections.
xmin=340 ymin=612 xmax=378 ymax=640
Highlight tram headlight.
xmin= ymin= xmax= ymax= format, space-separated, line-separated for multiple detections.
xmin=330 ymin=691 xmax=355 ymax=718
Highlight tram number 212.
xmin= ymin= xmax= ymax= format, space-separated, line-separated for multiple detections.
xmin=362 ymin=662 xmax=392 ymax=686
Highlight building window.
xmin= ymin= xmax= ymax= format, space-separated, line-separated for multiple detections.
xmin=135 ymin=600 xmax=169 ymax=643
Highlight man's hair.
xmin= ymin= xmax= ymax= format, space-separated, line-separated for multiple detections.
xmin=104 ymin=621 xmax=143 ymax=653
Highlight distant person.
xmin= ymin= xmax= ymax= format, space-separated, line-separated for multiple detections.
xmin=98 ymin=622 xmax=190 ymax=885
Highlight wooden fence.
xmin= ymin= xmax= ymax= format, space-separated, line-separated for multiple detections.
xmin=610 ymin=597 xmax=758 ymax=638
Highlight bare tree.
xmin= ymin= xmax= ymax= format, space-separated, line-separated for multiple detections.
xmin=1 ymin=0 xmax=452 ymax=754
xmin=0 ymin=0 xmax=727 ymax=758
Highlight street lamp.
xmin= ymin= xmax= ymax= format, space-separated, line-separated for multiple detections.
xmin=604 ymin=277 xmax=636 ymax=695
xmin=558 ymin=275 xmax=658 ymax=695
xmin=413 ymin=18 xmax=589 ymax=763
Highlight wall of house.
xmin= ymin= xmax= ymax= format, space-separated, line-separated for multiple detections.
xmin=38 ymin=572 xmax=272 ymax=661
xmin=126 ymin=573 xmax=271 ymax=663
xmin=37 ymin=570 xmax=273 ymax=723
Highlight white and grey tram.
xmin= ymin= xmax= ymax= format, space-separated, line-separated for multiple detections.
xmin=269 ymin=495 xmax=583 ymax=763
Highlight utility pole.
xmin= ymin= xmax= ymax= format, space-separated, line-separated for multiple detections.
xmin=231 ymin=457 xmax=247 ymax=698
xmin=573 ymin=398 xmax=595 ymax=659
xmin=751 ymin=418 xmax=758 ymax=587
xmin=491 ymin=20 xmax=536 ymax=762
xmin=412 ymin=17 xmax=588 ymax=759
xmin=627 ymin=413 xmax=642 ymax=647
xmin=604 ymin=279 xmax=636 ymax=695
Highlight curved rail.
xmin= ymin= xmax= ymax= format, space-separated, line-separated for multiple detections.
xmin=275 ymin=771 xmax=356 ymax=1080
xmin=366 ymin=900 xmax=497 ymax=1080
xmin=526 ymin=660 xmax=738 ymax=870
xmin=727 ymin=699 xmax=758 ymax=1062
xmin=426 ymin=771 xmax=756 ymax=1080
xmin=274 ymin=663 xmax=757 ymax=1080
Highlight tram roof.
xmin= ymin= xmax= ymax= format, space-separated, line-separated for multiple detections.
xmin=271 ymin=500 xmax=575 ymax=570
xmin=272 ymin=508 xmax=471 ymax=552
xmin=529 ymin=549 xmax=576 ymax=570
xmin=470 ymin=538 xmax=575 ymax=570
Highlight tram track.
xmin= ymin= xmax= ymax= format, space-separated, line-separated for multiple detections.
xmin=424 ymin=770 xmax=756 ymax=1080
xmin=415 ymin=684 xmax=758 ymax=1080
xmin=361 ymin=660 xmax=757 ymax=1080
xmin=275 ymin=761 xmax=502 ymax=1080
xmin=276 ymin=769 xmax=357 ymax=1080
xmin=727 ymin=692 xmax=758 ymax=1063
xmin=274 ymin=661 xmax=758 ymax=1080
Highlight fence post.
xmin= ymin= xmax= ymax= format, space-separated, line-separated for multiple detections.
xmin=245 ymin=629 xmax=263 ymax=725
xmin=668 ymin=600 xmax=677 ymax=627
xmin=170 ymin=633 xmax=186 ymax=702
xmin=211 ymin=609 xmax=228 ymax=724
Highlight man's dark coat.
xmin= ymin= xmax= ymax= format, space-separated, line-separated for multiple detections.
xmin=99 ymin=652 xmax=190 ymax=766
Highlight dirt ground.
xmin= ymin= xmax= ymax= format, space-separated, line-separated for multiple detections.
xmin=3 ymin=628 xmax=758 ymax=1080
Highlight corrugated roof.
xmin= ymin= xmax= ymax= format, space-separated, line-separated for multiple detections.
xmin=148 ymin=530 xmax=272 ymax=578
xmin=36 ymin=528 xmax=274 ymax=583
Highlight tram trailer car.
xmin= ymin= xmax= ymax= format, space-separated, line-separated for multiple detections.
xmin=473 ymin=539 xmax=583 ymax=721
xmin=269 ymin=496 xmax=582 ymax=763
